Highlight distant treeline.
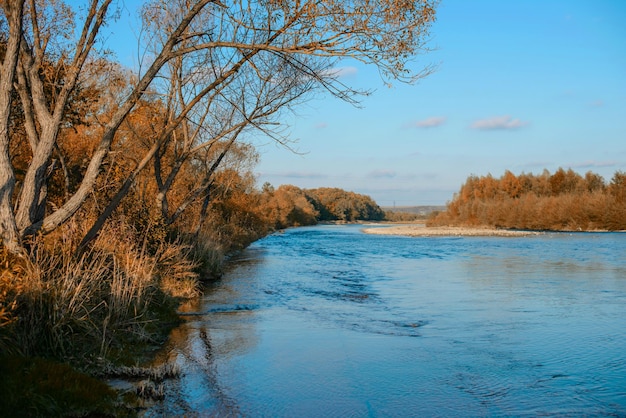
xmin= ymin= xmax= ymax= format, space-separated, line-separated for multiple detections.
xmin=428 ymin=168 xmax=626 ymax=231
xmin=383 ymin=206 xmax=445 ymax=222
xmin=259 ymin=184 xmax=385 ymax=229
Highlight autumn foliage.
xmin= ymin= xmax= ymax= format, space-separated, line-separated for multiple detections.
xmin=428 ymin=168 xmax=626 ymax=231
xmin=259 ymin=184 xmax=385 ymax=230
xmin=0 ymin=1 xmax=437 ymax=411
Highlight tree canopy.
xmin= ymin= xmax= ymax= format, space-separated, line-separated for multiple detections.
xmin=429 ymin=169 xmax=626 ymax=231
xmin=258 ymin=184 xmax=385 ymax=229
xmin=0 ymin=0 xmax=437 ymax=253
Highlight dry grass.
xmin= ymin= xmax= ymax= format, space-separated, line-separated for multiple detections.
xmin=0 ymin=219 xmax=205 ymax=415
xmin=182 ymin=231 xmax=226 ymax=279
xmin=10 ymin=241 xmax=158 ymax=357
xmin=1 ymin=220 xmax=202 ymax=360
xmin=0 ymin=249 xmax=26 ymax=354
xmin=155 ymin=243 xmax=201 ymax=299
xmin=101 ymin=361 xmax=180 ymax=382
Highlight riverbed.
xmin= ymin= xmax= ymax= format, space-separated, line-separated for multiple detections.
xmin=144 ymin=224 xmax=626 ymax=416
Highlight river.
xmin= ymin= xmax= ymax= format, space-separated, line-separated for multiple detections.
xmin=145 ymin=224 xmax=626 ymax=417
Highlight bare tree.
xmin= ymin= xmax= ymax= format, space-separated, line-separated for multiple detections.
xmin=1 ymin=0 xmax=436 ymax=253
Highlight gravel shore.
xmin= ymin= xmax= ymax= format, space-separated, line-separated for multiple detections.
xmin=361 ymin=224 xmax=542 ymax=237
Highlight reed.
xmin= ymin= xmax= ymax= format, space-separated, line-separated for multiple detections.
xmin=100 ymin=362 xmax=180 ymax=382
xmin=1 ymin=220 xmax=202 ymax=361
xmin=0 ymin=219 xmax=205 ymax=414
xmin=10 ymin=242 xmax=148 ymax=358
xmin=0 ymin=248 xmax=25 ymax=354
xmin=155 ymin=243 xmax=201 ymax=299
xmin=182 ymin=231 xmax=226 ymax=279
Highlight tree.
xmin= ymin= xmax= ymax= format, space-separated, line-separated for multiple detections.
xmin=429 ymin=168 xmax=625 ymax=231
xmin=584 ymin=171 xmax=605 ymax=193
xmin=306 ymin=187 xmax=383 ymax=221
xmin=500 ymin=170 xmax=522 ymax=199
xmin=1 ymin=0 xmax=437 ymax=253
xmin=549 ymin=168 xmax=583 ymax=196
xmin=0 ymin=0 xmax=23 ymax=253
xmin=609 ymin=171 xmax=626 ymax=202
xmin=606 ymin=171 xmax=626 ymax=230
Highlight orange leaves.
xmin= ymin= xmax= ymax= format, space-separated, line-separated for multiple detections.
xmin=431 ymin=168 xmax=625 ymax=231
xmin=501 ymin=170 xmax=522 ymax=199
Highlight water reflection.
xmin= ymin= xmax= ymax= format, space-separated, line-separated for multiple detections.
xmin=147 ymin=275 xmax=263 ymax=415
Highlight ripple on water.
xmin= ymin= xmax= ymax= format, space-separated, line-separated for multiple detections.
xmin=177 ymin=304 xmax=261 ymax=316
xmin=145 ymin=225 xmax=626 ymax=416
xmin=347 ymin=318 xmax=428 ymax=337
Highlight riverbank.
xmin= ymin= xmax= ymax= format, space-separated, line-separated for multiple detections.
xmin=362 ymin=223 xmax=543 ymax=237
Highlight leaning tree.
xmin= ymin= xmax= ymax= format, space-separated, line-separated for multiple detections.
xmin=0 ymin=0 xmax=437 ymax=253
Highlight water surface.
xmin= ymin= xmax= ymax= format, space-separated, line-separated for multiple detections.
xmin=147 ymin=225 xmax=626 ymax=416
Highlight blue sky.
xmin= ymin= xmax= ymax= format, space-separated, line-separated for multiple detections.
xmin=109 ymin=1 xmax=626 ymax=206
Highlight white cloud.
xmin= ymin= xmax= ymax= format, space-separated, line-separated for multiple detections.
xmin=323 ymin=66 xmax=358 ymax=78
xmin=470 ymin=115 xmax=528 ymax=130
xmin=413 ymin=116 xmax=447 ymax=128
xmin=571 ymin=160 xmax=618 ymax=169
xmin=522 ymin=161 xmax=554 ymax=170
xmin=589 ymin=99 xmax=604 ymax=107
xmin=367 ymin=169 xmax=397 ymax=179
xmin=314 ymin=122 xmax=328 ymax=129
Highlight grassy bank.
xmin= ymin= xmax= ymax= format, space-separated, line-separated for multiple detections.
xmin=0 ymin=183 xmax=391 ymax=414
xmin=0 ymin=222 xmax=222 ymax=416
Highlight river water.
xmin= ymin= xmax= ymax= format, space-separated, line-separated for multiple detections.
xmin=146 ymin=225 xmax=626 ymax=417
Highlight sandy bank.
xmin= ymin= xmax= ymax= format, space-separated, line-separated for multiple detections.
xmin=362 ymin=224 xmax=542 ymax=237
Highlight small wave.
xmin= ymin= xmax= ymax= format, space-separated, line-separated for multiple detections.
xmin=347 ymin=318 xmax=428 ymax=337
xmin=178 ymin=304 xmax=260 ymax=316
xmin=304 ymin=288 xmax=379 ymax=304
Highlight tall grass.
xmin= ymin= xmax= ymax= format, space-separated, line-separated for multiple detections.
xmin=0 ymin=249 xmax=24 ymax=354
xmin=12 ymin=245 xmax=151 ymax=358
xmin=155 ymin=243 xmax=202 ymax=299
xmin=1 ymin=222 xmax=200 ymax=361
xmin=0 ymin=218 xmax=206 ymax=415
xmin=184 ymin=233 xmax=226 ymax=279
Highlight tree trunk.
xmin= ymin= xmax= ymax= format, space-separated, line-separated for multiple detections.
xmin=193 ymin=183 xmax=213 ymax=237
xmin=21 ymin=0 xmax=212 ymax=240
xmin=0 ymin=152 xmax=20 ymax=253
xmin=0 ymin=0 xmax=24 ymax=253
xmin=77 ymin=138 xmax=163 ymax=250
xmin=15 ymin=0 xmax=114 ymax=233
